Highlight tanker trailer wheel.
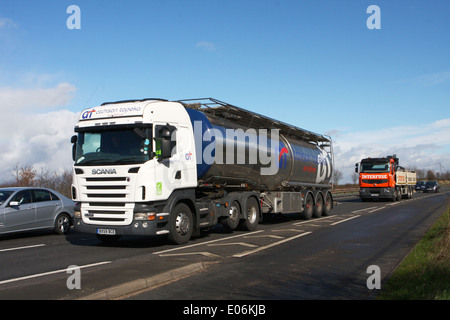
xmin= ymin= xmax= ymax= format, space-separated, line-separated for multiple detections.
xmin=323 ymin=192 xmax=332 ymax=216
xmin=312 ymin=194 xmax=324 ymax=218
xmin=240 ymin=197 xmax=259 ymax=231
xmin=221 ymin=201 xmax=241 ymax=230
xmin=168 ymin=203 xmax=193 ymax=245
xmin=300 ymin=193 xmax=314 ymax=220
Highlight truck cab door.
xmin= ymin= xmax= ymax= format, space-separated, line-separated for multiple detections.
xmin=153 ymin=123 xmax=179 ymax=199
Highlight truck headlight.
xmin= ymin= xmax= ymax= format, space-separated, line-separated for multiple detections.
xmin=74 ymin=210 xmax=81 ymax=219
xmin=134 ymin=212 xmax=156 ymax=221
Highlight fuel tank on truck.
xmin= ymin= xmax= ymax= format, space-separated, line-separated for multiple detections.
xmin=182 ymin=99 xmax=333 ymax=191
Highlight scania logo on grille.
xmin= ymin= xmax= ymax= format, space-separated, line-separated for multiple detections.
xmin=92 ymin=168 xmax=117 ymax=175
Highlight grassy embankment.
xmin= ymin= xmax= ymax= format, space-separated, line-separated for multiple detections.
xmin=377 ymin=204 xmax=450 ymax=300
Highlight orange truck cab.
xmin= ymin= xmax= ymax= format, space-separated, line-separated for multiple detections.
xmin=355 ymin=155 xmax=416 ymax=201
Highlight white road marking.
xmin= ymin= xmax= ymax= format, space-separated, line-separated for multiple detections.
xmin=0 ymin=261 xmax=112 ymax=285
xmin=351 ymin=207 xmax=378 ymax=213
xmin=244 ymin=235 xmax=285 ymax=239
xmin=0 ymin=244 xmax=46 ymax=253
xmin=233 ymin=232 xmax=313 ymax=258
xmin=273 ymin=228 xmax=305 ymax=233
xmin=158 ymin=252 xmax=220 ymax=258
xmin=293 ymin=216 xmax=334 ymax=225
xmin=368 ymin=207 xmax=386 ymax=213
xmin=153 ymin=230 xmax=263 ymax=255
xmin=330 ymin=215 xmax=361 ymax=226
xmin=208 ymin=242 xmax=258 ymax=248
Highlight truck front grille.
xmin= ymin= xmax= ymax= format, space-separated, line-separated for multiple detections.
xmin=79 ymin=176 xmax=134 ymax=225
xmin=362 ymin=179 xmax=388 ymax=184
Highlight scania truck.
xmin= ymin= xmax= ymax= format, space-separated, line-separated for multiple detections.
xmin=71 ymin=98 xmax=334 ymax=244
xmin=355 ymin=155 xmax=416 ymax=201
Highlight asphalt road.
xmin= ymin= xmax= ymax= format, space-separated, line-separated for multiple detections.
xmin=0 ymin=188 xmax=448 ymax=301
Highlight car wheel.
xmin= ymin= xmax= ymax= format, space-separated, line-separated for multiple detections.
xmin=54 ymin=213 xmax=71 ymax=235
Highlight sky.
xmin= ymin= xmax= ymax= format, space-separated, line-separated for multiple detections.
xmin=0 ymin=0 xmax=449 ymax=184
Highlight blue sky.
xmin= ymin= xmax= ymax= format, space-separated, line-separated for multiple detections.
xmin=0 ymin=0 xmax=449 ymax=183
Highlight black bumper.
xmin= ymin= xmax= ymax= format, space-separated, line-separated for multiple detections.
xmin=359 ymin=187 xmax=395 ymax=199
xmin=73 ymin=219 xmax=168 ymax=236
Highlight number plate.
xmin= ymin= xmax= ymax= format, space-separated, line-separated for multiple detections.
xmin=97 ymin=228 xmax=116 ymax=235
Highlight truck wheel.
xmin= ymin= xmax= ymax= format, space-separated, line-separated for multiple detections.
xmin=313 ymin=194 xmax=323 ymax=218
xmin=221 ymin=201 xmax=241 ymax=230
xmin=300 ymin=193 xmax=314 ymax=220
xmin=241 ymin=197 xmax=259 ymax=231
xmin=168 ymin=203 xmax=193 ymax=245
xmin=391 ymin=189 xmax=398 ymax=202
xmin=323 ymin=192 xmax=332 ymax=216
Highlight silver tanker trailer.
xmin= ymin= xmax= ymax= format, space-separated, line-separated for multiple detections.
xmin=71 ymin=98 xmax=334 ymax=244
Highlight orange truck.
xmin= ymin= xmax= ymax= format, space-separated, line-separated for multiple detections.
xmin=355 ymin=155 xmax=416 ymax=201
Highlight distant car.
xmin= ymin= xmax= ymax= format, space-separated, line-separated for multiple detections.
xmin=423 ymin=181 xmax=440 ymax=193
xmin=415 ymin=181 xmax=426 ymax=191
xmin=0 ymin=187 xmax=75 ymax=236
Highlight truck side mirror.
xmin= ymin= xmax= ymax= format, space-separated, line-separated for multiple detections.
xmin=355 ymin=163 xmax=358 ymax=173
xmin=155 ymin=124 xmax=177 ymax=161
xmin=71 ymin=135 xmax=78 ymax=161
xmin=160 ymin=138 xmax=172 ymax=159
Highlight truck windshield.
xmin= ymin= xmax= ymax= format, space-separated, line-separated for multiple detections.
xmin=361 ymin=163 xmax=390 ymax=173
xmin=74 ymin=126 xmax=153 ymax=166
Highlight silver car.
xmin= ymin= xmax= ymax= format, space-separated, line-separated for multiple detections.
xmin=0 ymin=187 xmax=75 ymax=236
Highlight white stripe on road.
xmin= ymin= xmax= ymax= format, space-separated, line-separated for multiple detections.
xmin=153 ymin=230 xmax=264 ymax=255
xmin=351 ymin=207 xmax=378 ymax=213
xmin=330 ymin=215 xmax=361 ymax=225
xmin=0 ymin=244 xmax=46 ymax=253
xmin=233 ymin=231 xmax=312 ymax=258
xmin=0 ymin=261 xmax=112 ymax=285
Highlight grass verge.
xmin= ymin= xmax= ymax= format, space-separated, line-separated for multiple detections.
xmin=377 ymin=204 xmax=449 ymax=300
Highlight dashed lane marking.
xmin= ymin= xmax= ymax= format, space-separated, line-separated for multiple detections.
xmin=0 ymin=261 xmax=111 ymax=286
xmin=0 ymin=244 xmax=46 ymax=253
xmin=330 ymin=215 xmax=361 ymax=226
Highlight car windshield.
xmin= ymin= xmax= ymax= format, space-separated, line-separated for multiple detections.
xmin=361 ymin=162 xmax=390 ymax=173
xmin=425 ymin=181 xmax=437 ymax=186
xmin=0 ymin=190 xmax=14 ymax=205
xmin=74 ymin=125 xmax=153 ymax=166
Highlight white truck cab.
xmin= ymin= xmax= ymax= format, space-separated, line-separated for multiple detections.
xmin=72 ymin=99 xmax=199 ymax=243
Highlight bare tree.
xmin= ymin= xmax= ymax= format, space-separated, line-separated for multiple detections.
xmin=2 ymin=164 xmax=72 ymax=198
xmin=333 ymin=169 xmax=343 ymax=186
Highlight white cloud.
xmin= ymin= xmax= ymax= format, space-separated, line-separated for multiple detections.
xmin=332 ymin=118 xmax=450 ymax=183
xmin=0 ymin=18 xmax=17 ymax=29
xmin=0 ymin=83 xmax=76 ymax=110
xmin=0 ymin=82 xmax=78 ymax=183
xmin=196 ymin=41 xmax=216 ymax=52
